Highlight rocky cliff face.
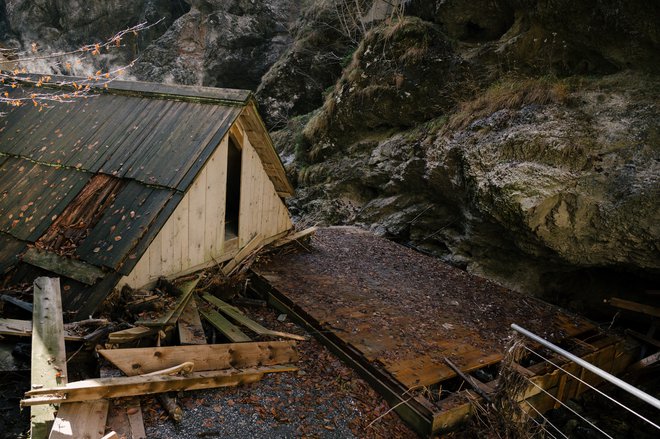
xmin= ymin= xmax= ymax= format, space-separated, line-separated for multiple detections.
xmin=1 ymin=0 xmax=658 ymax=309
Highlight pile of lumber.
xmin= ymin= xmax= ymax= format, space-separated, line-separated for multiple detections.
xmin=3 ymin=276 xmax=303 ymax=439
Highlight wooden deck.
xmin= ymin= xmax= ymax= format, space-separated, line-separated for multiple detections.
xmin=251 ymin=227 xmax=638 ymax=437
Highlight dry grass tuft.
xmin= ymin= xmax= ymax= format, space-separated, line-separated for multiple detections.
xmin=448 ymin=77 xmax=570 ymax=131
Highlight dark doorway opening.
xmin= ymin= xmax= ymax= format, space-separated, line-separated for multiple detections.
xmin=225 ymin=137 xmax=242 ymax=240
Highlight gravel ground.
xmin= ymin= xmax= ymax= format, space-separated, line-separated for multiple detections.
xmin=141 ymin=306 xmax=417 ymax=439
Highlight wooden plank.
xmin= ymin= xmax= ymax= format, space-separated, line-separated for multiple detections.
xmin=0 ymin=318 xmax=84 ymax=341
xmin=0 ymin=294 xmax=33 ymax=312
xmin=198 ymin=307 xmax=251 ymax=342
xmin=215 ymin=137 xmax=229 ymax=256
xmin=201 ymin=294 xmax=307 ymax=341
xmin=126 ymin=400 xmax=146 ymax=439
xmin=101 ymin=432 xmax=119 ymax=439
xmin=49 ymin=400 xmax=109 ymax=439
xmin=23 ymin=248 xmax=105 ymax=285
xmin=188 ymin=167 xmax=207 ymax=267
xmin=31 ymin=277 xmax=67 ymax=439
xmin=625 ymin=329 xmax=660 ymax=349
xmin=271 ymin=227 xmax=318 ymax=248
xmin=607 ymin=297 xmax=660 ymax=318
xmin=135 ymin=277 xmax=200 ymax=327
xmin=177 ymin=297 xmax=207 ymax=345
xmin=222 ymin=233 xmax=263 ymax=275
xmin=148 ymin=231 xmax=162 ymax=280
xmin=98 ymin=341 xmax=298 ymax=375
xmin=22 ymin=366 xmax=297 ymax=405
xmin=178 ymin=195 xmax=191 ymax=271
xmin=159 ymin=213 xmax=179 ymax=277
xmin=204 ymin=142 xmax=225 ymax=260
xmin=107 ymin=326 xmax=158 ymax=344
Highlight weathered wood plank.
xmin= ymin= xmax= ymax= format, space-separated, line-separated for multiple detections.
xmin=107 ymin=326 xmax=158 ymax=344
xmin=188 ymin=167 xmax=207 ymax=267
xmin=22 ymin=366 xmax=297 ymax=405
xmin=222 ymin=233 xmax=263 ymax=275
xmin=607 ymin=297 xmax=660 ymax=318
xmin=126 ymin=399 xmax=146 ymax=439
xmin=23 ymin=248 xmax=105 ymax=285
xmin=98 ymin=341 xmax=298 ymax=375
xmin=198 ymin=307 xmax=251 ymax=342
xmin=135 ymin=277 xmax=199 ymax=327
xmin=0 ymin=318 xmax=84 ymax=341
xmin=201 ymin=294 xmax=307 ymax=341
xmin=49 ymin=400 xmax=109 ymax=439
xmin=177 ymin=298 xmax=207 ymax=345
xmin=31 ymin=277 xmax=67 ymax=439
xmin=271 ymin=227 xmax=318 ymax=249
xmin=0 ymin=294 xmax=33 ymax=312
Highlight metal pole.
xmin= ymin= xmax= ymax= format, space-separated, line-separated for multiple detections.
xmin=511 ymin=323 xmax=660 ymax=411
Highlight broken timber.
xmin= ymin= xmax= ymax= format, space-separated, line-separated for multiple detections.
xmin=201 ymin=293 xmax=307 ymax=341
xmin=0 ymin=318 xmax=84 ymax=341
xmin=222 ymin=233 xmax=263 ymax=275
xmin=135 ymin=276 xmax=200 ymax=327
xmin=198 ymin=306 xmax=251 ymax=342
xmin=21 ymin=365 xmax=298 ymax=406
xmin=177 ymin=297 xmax=206 ymax=345
xmin=98 ymin=341 xmax=299 ymax=375
xmin=606 ymin=297 xmax=660 ymax=318
xmin=30 ymin=277 xmax=68 ymax=439
xmin=23 ymin=248 xmax=105 ymax=285
xmin=49 ymin=400 xmax=109 ymax=439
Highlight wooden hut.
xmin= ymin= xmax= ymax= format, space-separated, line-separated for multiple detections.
xmin=0 ymin=77 xmax=294 ymax=319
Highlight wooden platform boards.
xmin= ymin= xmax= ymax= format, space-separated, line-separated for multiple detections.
xmin=251 ymin=227 xmax=638 ymax=437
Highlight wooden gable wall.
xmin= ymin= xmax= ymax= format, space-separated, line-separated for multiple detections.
xmin=120 ymin=120 xmax=292 ymax=289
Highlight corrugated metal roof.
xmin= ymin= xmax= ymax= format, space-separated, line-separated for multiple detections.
xmin=0 ymin=94 xmax=242 ymax=190
xmin=0 ymin=77 xmax=292 ymax=317
xmin=0 ymin=156 xmax=91 ymax=241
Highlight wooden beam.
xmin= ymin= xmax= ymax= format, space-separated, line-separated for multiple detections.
xmin=197 ymin=307 xmax=251 ymax=342
xmin=201 ymin=294 xmax=307 ymax=341
xmin=126 ymin=399 xmax=146 ymax=439
xmin=222 ymin=234 xmax=263 ymax=275
xmin=31 ymin=277 xmax=68 ymax=439
xmin=49 ymin=400 xmax=109 ymax=439
xmin=270 ymin=227 xmax=317 ymax=248
xmin=177 ymin=297 xmax=207 ymax=345
xmin=98 ymin=341 xmax=298 ymax=376
xmin=23 ymin=248 xmax=105 ymax=285
xmin=135 ymin=277 xmax=200 ymax=327
xmin=22 ymin=365 xmax=297 ymax=405
xmin=107 ymin=326 xmax=158 ymax=344
xmin=606 ymin=297 xmax=660 ymax=318
xmin=1 ymin=294 xmax=33 ymax=312
xmin=0 ymin=318 xmax=84 ymax=341
xmin=625 ymin=329 xmax=660 ymax=349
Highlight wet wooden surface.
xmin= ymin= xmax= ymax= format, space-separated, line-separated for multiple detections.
xmin=253 ymin=227 xmax=595 ymax=390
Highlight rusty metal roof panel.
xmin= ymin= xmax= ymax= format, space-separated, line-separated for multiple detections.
xmin=76 ymin=180 xmax=178 ymax=270
xmin=0 ymin=157 xmax=90 ymax=241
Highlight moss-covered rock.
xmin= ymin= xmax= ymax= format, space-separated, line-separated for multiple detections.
xmin=299 ymin=16 xmax=471 ymax=161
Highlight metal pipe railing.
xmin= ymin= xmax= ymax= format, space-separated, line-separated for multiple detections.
xmin=511 ymin=323 xmax=660 ymax=411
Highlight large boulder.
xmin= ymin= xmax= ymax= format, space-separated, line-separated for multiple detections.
xmin=299 ymin=17 xmax=471 ymax=161
xmin=289 ymin=72 xmax=660 ymax=302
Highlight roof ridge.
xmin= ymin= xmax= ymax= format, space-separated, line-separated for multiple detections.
xmin=11 ymin=73 xmax=253 ymax=105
